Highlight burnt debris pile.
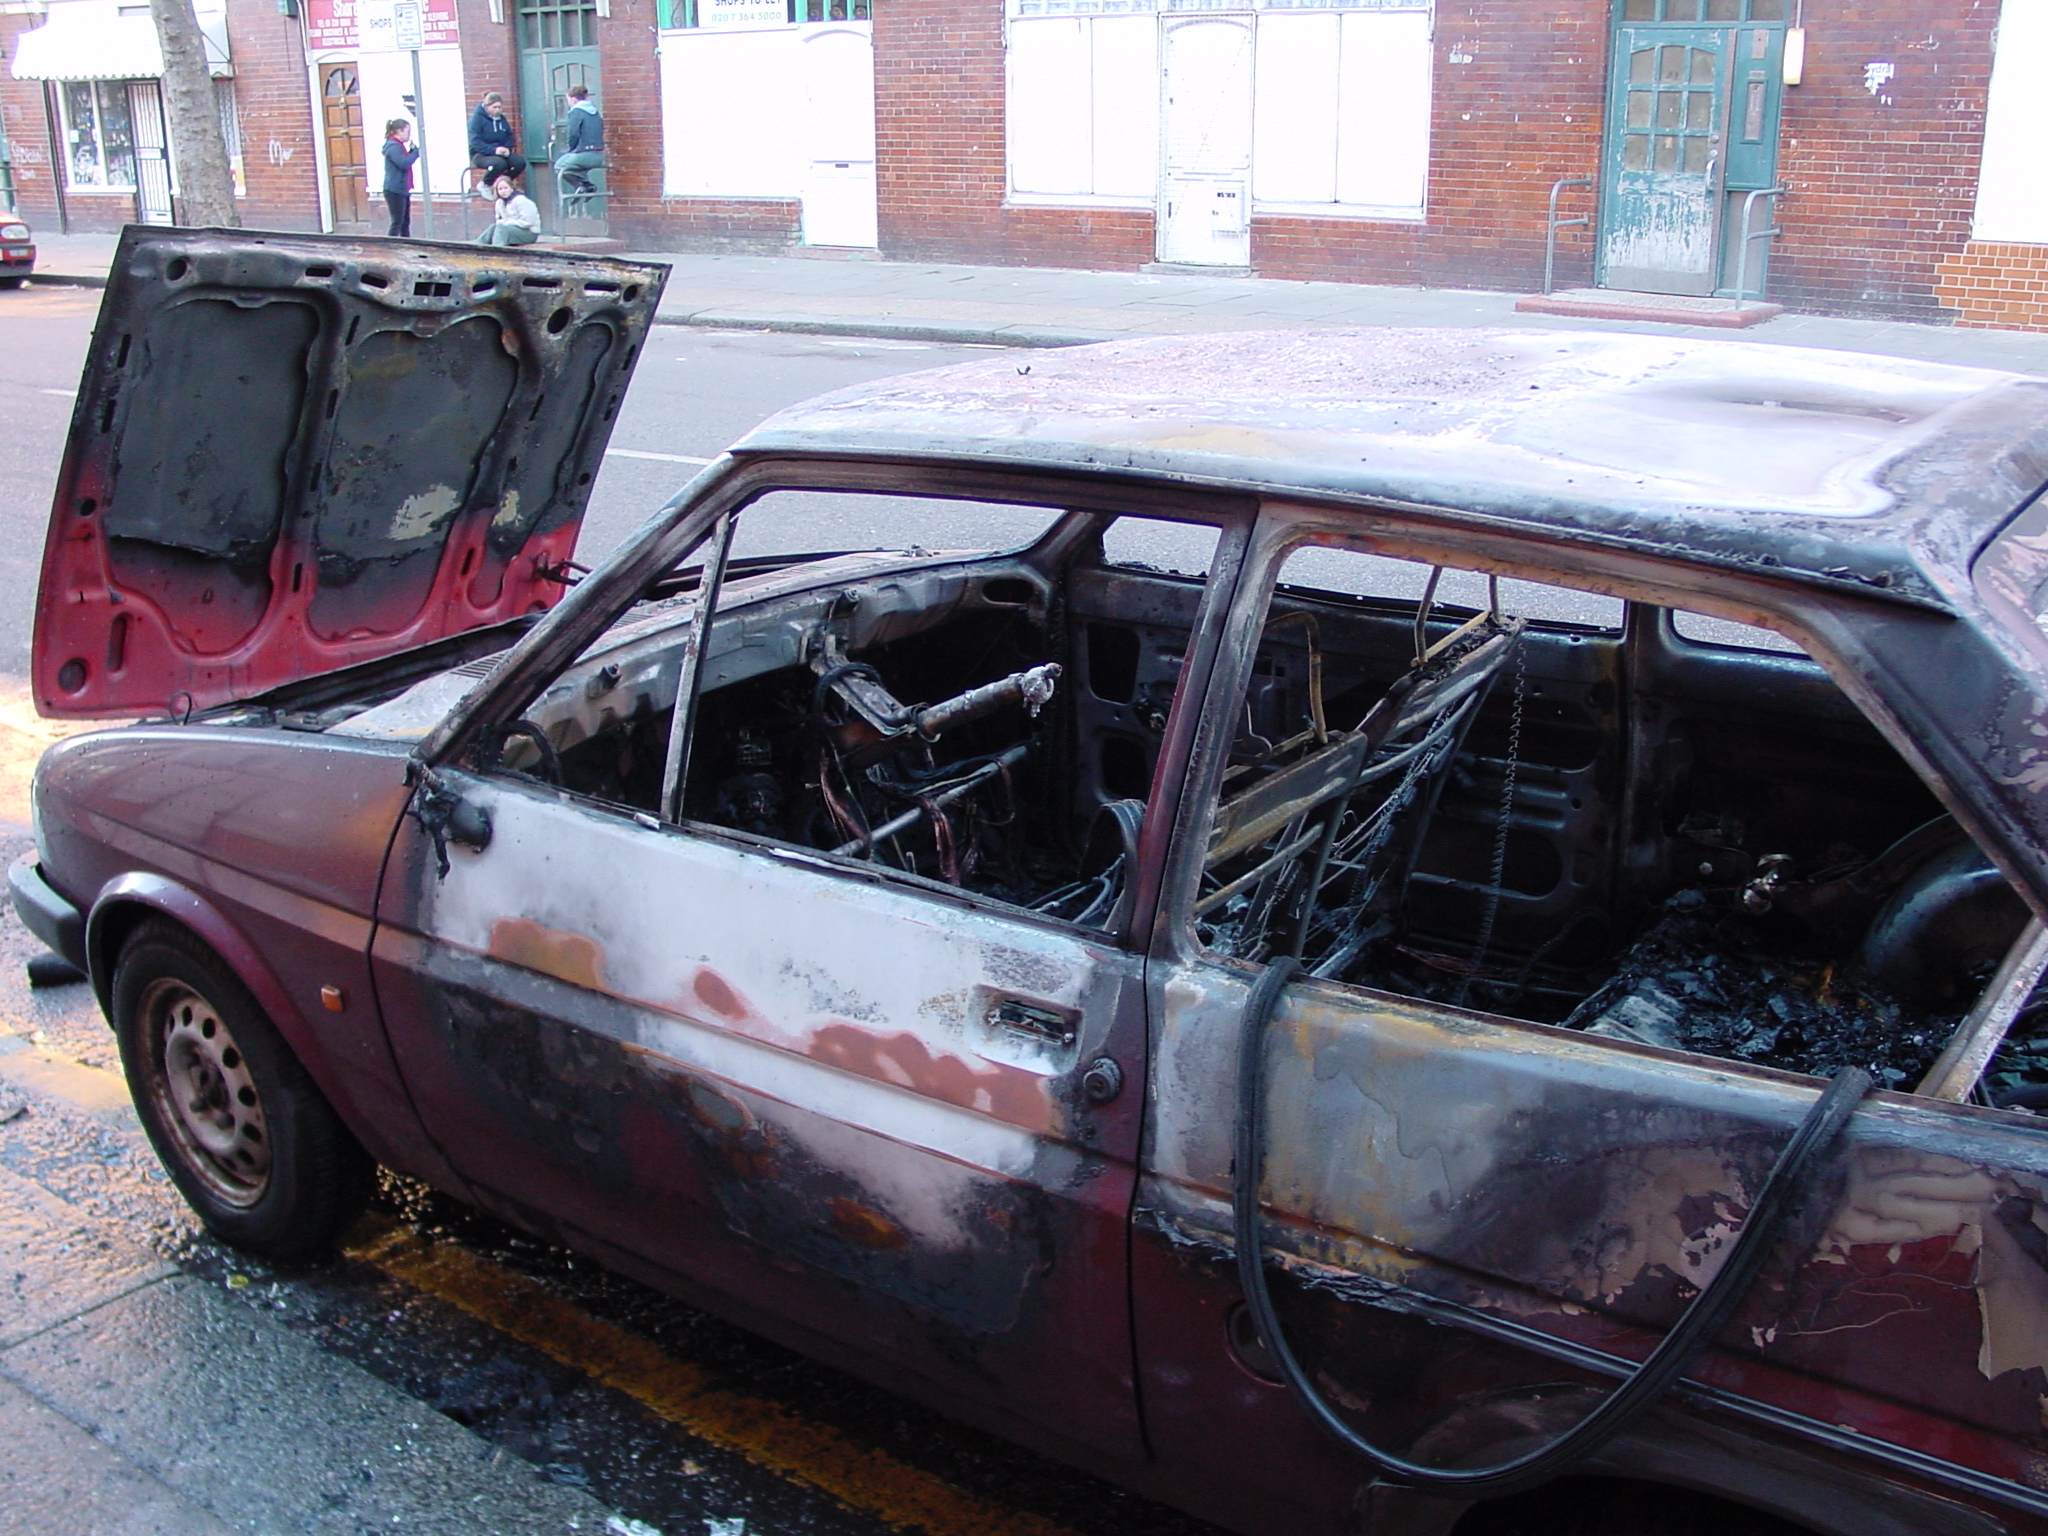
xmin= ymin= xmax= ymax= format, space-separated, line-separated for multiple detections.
xmin=1565 ymin=891 xmax=1957 ymax=1088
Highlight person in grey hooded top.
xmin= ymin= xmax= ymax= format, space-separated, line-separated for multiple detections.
xmin=553 ymin=85 xmax=605 ymax=195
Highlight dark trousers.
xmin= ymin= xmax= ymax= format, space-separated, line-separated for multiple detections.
xmin=385 ymin=191 xmax=411 ymax=237
xmin=470 ymin=151 xmax=529 ymax=179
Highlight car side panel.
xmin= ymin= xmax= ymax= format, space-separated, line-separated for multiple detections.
xmin=1138 ymin=963 xmax=2048 ymax=1530
xmin=32 ymin=727 xmax=449 ymax=1183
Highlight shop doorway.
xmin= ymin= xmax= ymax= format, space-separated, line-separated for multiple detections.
xmin=517 ymin=0 xmax=603 ymax=231
xmin=1597 ymin=1 xmax=1785 ymax=297
xmin=1155 ymin=14 xmax=1252 ymax=269
xmin=322 ymin=63 xmax=367 ymax=228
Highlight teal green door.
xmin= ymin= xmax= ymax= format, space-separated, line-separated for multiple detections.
xmin=1718 ymin=22 xmax=1786 ymax=295
xmin=515 ymin=0 xmax=600 ymax=218
xmin=1598 ymin=27 xmax=1729 ymax=295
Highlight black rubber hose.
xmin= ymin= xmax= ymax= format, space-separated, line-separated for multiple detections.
xmin=1232 ymin=956 xmax=1871 ymax=1500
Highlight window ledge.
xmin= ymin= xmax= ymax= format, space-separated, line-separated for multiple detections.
xmin=1252 ymin=201 xmax=1425 ymax=223
xmin=1004 ymin=190 xmax=1153 ymax=211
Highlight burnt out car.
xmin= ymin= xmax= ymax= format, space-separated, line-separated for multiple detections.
xmin=23 ymin=227 xmax=2048 ymax=1536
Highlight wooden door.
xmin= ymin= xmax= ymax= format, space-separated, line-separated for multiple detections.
xmin=322 ymin=63 xmax=367 ymax=229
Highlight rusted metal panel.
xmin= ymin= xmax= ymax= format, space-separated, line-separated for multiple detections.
xmin=372 ymin=769 xmax=1149 ymax=1457
xmin=35 ymin=227 xmax=667 ymax=718
xmin=1143 ymin=962 xmax=2048 ymax=1507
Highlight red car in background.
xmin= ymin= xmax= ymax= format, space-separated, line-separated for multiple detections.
xmin=1 ymin=215 xmax=35 ymax=289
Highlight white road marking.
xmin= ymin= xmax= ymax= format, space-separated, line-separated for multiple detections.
xmin=604 ymin=448 xmax=715 ymax=465
xmin=38 ymin=388 xmax=73 ymax=397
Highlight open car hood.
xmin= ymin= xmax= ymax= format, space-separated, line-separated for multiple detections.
xmin=33 ymin=228 xmax=668 ymax=717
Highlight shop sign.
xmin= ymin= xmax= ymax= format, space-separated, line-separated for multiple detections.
xmin=306 ymin=0 xmax=458 ymax=51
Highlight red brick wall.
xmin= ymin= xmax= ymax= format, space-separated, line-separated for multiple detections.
xmin=224 ymin=0 xmax=324 ymax=229
xmin=1 ymin=0 xmax=327 ymax=234
xmin=872 ymin=0 xmax=1605 ymax=283
xmin=873 ymin=0 xmax=1153 ymax=267
xmin=1 ymin=15 xmax=65 ymax=226
xmin=870 ymin=0 xmax=2000 ymax=321
xmin=591 ymin=0 xmax=806 ymax=249
xmin=1253 ymin=0 xmax=1607 ymax=289
xmin=1770 ymin=9 xmax=1993 ymax=320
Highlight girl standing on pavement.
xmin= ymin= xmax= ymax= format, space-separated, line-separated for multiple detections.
xmin=382 ymin=120 xmax=420 ymax=238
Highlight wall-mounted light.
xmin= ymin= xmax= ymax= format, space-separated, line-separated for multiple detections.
xmin=1784 ymin=27 xmax=1806 ymax=86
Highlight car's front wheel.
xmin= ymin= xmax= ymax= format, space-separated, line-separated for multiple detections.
xmin=113 ymin=921 xmax=373 ymax=1258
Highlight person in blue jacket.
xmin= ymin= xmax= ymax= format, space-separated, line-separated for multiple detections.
xmin=553 ymin=84 xmax=604 ymax=196
xmin=381 ymin=119 xmax=419 ymax=237
xmin=468 ymin=92 xmax=527 ymax=187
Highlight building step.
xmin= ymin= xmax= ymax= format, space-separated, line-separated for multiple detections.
xmin=535 ymin=234 xmax=627 ymax=254
xmin=1514 ymin=288 xmax=1783 ymax=328
xmin=1142 ymin=261 xmax=1256 ymax=278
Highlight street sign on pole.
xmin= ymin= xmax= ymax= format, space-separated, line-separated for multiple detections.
xmin=393 ymin=1 xmax=424 ymax=49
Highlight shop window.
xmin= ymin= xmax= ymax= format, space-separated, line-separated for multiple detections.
xmin=61 ymin=81 xmax=137 ymax=191
xmin=1006 ymin=10 xmax=1158 ymax=204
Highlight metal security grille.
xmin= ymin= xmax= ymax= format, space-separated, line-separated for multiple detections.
xmin=517 ymin=0 xmax=595 ymax=52
xmin=1620 ymin=0 xmax=1783 ymax=19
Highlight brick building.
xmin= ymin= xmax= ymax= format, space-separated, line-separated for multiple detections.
xmin=6 ymin=0 xmax=2048 ymax=330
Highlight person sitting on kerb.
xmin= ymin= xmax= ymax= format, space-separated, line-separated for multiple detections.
xmin=476 ymin=172 xmax=542 ymax=247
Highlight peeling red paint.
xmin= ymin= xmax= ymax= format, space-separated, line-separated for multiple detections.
xmin=809 ymin=1023 xmax=1054 ymax=1133
xmin=489 ymin=918 xmax=607 ymax=990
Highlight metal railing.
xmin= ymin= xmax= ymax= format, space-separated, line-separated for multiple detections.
xmin=1542 ymin=177 xmax=1594 ymax=295
xmin=1719 ymin=186 xmax=1784 ymax=303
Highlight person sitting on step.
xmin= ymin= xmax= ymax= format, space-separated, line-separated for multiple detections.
xmin=467 ymin=91 xmax=528 ymax=188
xmin=553 ymin=84 xmax=605 ymax=197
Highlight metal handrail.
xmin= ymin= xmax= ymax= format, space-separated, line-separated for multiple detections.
xmin=1542 ymin=176 xmax=1594 ymax=295
xmin=1722 ymin=186 xmax=1785 ymax=303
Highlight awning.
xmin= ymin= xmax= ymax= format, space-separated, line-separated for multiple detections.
xmin=9 ymin=0 xmax=232 ymax=81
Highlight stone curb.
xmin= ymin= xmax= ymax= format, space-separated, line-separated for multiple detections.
xmin=652 ymin=308 xmax=1118 ymax=349
xmin=25 ymin=271 xmax=108 ymax=289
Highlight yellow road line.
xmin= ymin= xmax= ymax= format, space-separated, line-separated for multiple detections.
xmin=347 ymin=1221 xmax=1081 ymax=1536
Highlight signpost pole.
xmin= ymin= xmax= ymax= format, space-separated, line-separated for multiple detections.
xmin=408 ymin=51 xmax=432 ymax=235
xmin=396 ymin=0 xmax=431 ymax=236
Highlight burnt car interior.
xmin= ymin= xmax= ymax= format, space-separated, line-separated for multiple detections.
xmin=473 ymin=501 xmax=1213 ymax=927
xmin=1203 ymin=540 xmax=2039 ymax=1101
xmin=310 ymin=487 xmax=2045 ymax=1102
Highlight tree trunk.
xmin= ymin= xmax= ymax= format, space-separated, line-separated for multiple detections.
xmin=149 ymin=0 xmax=238 ymax=227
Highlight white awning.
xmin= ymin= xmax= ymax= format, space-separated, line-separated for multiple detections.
xmin=10 ymin=0 xmax=232 ymax=81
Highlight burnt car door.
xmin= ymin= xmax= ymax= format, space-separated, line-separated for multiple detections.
xmin=33 ymin=226 xmax=665 ymax=719
xmin=368 ymin=469 xmax=1246 ymax=1459
xmin=1134 ymin=510 xmax=2048 ymax=1535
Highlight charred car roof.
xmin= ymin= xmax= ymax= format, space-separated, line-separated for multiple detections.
xmin=737 ymin=328 xmax=2048 ymax=611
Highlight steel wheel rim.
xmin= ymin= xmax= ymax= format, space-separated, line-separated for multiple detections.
xmin=143 ymin=977 xmax=271 ymax=1207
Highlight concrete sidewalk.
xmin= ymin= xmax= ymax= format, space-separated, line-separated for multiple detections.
xmin=29 ymin=227 xmax=2048 ymax=374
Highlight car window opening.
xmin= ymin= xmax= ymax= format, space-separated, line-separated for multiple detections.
xmin=471 ymin=502 xmax=1212 ymax=930
xmin=1205 ymin=538 xmax=2042 ymax=1104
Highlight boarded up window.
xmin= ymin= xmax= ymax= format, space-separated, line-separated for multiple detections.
xmin=1252 ymin=7 xmax=1430 ymax=215
xmin=1006 ymin=13 xmax=1159 ymax=201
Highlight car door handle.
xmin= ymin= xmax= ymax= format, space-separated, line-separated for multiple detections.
xmin=986 ymin=997 xmax=1076 ymax=1049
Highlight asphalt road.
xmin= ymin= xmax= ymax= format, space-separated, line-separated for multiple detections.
xmin=0 ymin=284 xmax=1228 ymax=1536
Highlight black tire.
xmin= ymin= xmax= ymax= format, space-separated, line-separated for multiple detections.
xmin=113 ymin=920 xmax=373 ymax=1259
xmin=0 ymin=275 xmax=26 ymax=290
